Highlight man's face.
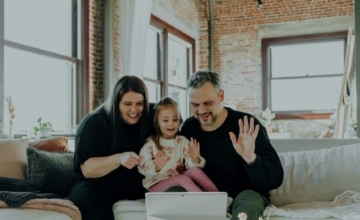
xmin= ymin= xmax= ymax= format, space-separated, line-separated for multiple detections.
xmin=188 ymin=81 xmax=224 ymax=130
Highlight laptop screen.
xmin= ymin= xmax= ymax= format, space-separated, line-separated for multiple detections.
xmin=145 ymin=192 xmax=228 ymax=220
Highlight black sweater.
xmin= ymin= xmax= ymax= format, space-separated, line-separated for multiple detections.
xmin=72 ymin=110 xmax=147 ymax=199
xmin=179 ymin=107 xmax=284 ymax=199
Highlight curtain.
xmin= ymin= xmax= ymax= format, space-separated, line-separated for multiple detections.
xmin=120 ymin=0 xmax=152 ymax=77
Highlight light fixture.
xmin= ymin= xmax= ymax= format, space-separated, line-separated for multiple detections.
xmin=257 ymin=0 xmax=263 ymax=9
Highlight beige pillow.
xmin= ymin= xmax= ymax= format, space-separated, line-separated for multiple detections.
xmin=270 ymin=143 xmax=360 ymax=207
xmin=0 ymin=139 xmax=28 ymax=179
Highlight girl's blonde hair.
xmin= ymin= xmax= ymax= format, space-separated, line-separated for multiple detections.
xmin=151 ymin=97 xmax=183 ymax=151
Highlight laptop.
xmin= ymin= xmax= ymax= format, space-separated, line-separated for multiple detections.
xmin=145 ymin=192 xmax=228 ymax=220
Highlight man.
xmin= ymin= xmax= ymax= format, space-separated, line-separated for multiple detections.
xmin=179 ymin=71 xmax=284 ymax=220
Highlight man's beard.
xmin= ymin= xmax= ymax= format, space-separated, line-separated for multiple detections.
xmin=197 ymin=112 xmax=217 ymax=127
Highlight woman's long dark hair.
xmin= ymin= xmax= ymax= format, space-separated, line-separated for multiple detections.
xmin=101 ymin=75 xmax=151 ymax=152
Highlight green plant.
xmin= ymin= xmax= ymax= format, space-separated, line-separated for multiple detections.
xmin=33 ymin=117 xmax=53 ymax=136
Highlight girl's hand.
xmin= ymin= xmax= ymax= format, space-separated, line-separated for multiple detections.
xmin=175 ymin=162 xmax=186 ymax=174
xmin=119 ymin=152 xmax=140 ymax=169
xmin=153 ymin=150 xmax=169 ymax=171
xmin=187 ymin=137 xmax=200 ymax=164
xmin=229 ymin=116 xmax=259 ymax=164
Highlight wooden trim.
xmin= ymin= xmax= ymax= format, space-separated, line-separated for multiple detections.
xmin=151 ymin=14 xmax=196 ymax=74
xmin=275 ymin=113 xmax=332 ymax=120
xmin=0 ymin=0 xmax=4 ymax=122
xmin=356 ymin=0 xmax=360 ymax=138
xmin=262 ymin=31 xmax=348 ymax=45
xmin=77 ymin=0 xmax=90 ymax=124
xmin=5 ymin=40 xmax=77 ymax=62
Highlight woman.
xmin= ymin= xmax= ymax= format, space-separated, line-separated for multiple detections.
xmin=69 ymin=75 xmax=153 ymax=220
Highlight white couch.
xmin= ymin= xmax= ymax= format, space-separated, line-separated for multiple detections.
xmin=113 ymin=138 xmax=360 ymax=220
xmin=1 ymin=138 xmax=360 ymax=220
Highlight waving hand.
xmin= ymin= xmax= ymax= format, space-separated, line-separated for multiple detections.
xmin=229 ymin=116 xmax=259 ymax=164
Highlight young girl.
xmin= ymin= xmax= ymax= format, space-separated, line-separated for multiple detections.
xmin=138 ymin=96 xmax=218 ymax=192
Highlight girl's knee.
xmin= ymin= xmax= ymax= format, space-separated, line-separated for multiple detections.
xmin=177 ymin=174 xmax=193 ymax=183
xmin=184 ymin=167 xmax=202 ymax=176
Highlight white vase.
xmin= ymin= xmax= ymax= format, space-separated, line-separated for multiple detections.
xmin=38 ymin=128 xmax=52 ymax=138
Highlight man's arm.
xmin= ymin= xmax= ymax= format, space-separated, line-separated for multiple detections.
xmin=229 ymin=116 xmax=284 ymax=191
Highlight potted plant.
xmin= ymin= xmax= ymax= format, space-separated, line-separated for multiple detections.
xmin=33 ymin=117 xmax=53 ymax=138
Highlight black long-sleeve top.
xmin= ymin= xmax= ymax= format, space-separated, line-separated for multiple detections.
xmin=179 ymin=107 xmax=284 ymax=200
xmin=72 ymin=109 xmax=149 ymax=199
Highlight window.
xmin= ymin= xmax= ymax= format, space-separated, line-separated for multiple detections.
xmin=0 ymin=0 xmax=82 ymax=136
xmin=262 ymin=32 xmax=347 ymax=117
xmin=143 ymin=15 xmax=195 ymax=119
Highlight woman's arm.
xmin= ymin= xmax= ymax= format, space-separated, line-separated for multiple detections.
xmin=81 ymin=151 xmax=140 ymax=178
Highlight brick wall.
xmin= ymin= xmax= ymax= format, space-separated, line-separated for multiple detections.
xmin=209 ymin=0 xmax=354 ymax=112
xmin=90 ymin=0 xmax=354 ymax=138
xmin=113 ymin=0 xmax=121 ymax=76
xmin=89 ymin=0 xmax=105 ymax=111
xmin=200 ymin=0 xmax=354 ymax=138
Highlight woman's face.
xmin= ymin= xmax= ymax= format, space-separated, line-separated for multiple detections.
xmin=119 ymin=91 xmax=144 ymax=125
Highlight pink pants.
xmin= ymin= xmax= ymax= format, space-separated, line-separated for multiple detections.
xmin=149 ymin=167 xmax=218 ymax=192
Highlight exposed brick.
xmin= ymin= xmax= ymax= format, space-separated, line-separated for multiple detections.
xmin=88 ymin=0 xmax=354 ymax=138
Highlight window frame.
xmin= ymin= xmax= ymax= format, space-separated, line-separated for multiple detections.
xmin=0 ymin=0 xmax=86 ymax=136
xmin=261 ymin=31 xmax=348 ymax=120
xmin=144 ymin=15 xmax=195 ymax=117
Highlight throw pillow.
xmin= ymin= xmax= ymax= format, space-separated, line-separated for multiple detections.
xmin=26 ymin=147 xmax=74 ymax=197
xmin=270 ymin=143 xmax=360 ymax=207
xmin=0 ymin=138 xmax=28 ymax=179
xmin=29 ymin=136 xmax=70 ymax=152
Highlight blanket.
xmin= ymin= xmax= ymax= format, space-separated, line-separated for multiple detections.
xmin=0 ymin=198 xmax=81 ymax=220
xmin=264 ymin=190 xmax=360 ymax=220
xmin=0 ymin=191 xmax=60 ymax=207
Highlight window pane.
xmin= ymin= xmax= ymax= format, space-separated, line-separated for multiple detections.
xmin=168 ymin=86 xmax=189 ymax=119
xmin=271 ymin=76 xmax=342 ymax=111
xmin=4 ymin=47 xmax=74 ymax=135
xmin=144 ymin=27 xmax=160 ymax=80
xmin=144 ymin=80 xmax=161 ymax=103
xmin=271 ymin=40 xmax=345 ymax=78
xmin=167 ymin=34 xmax=191 ymax=88
xmin=4 ymin=0 xmax=72 ymax=56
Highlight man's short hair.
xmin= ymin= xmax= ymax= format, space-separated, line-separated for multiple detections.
xmin=187 ymin=71 xmax=221 ymax=92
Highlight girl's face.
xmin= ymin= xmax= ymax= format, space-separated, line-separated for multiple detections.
xmin=119 ymin=91 xmax=144 ymax=125
xmin=157 ymin=106 xmax=180 ymax=139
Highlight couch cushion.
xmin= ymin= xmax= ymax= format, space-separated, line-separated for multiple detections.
xmin=29 ymin=136 xmax=70 ymax=153
xmin=270 ymin=143 xmax=360 ymax=207
xmin=0 ymin=139 xmax=28 ymax=179
xmin=26 ymin=147 xmax=74 ymax=197
xmin=113 ymin=200 xmax=146 ymax=220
